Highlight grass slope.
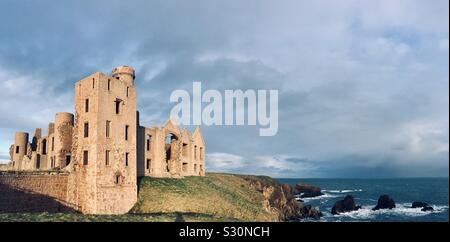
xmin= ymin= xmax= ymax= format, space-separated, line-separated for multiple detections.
xmin=130 ymin=173 xmax=277 ymax=221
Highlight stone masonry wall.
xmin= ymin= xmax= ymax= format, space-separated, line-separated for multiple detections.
xmin=0 ymin=172 xmax=77 ymax=212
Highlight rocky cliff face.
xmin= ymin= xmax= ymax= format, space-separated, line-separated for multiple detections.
xmin=245 ymin=176 xmax=299 ymax=221
xmin=242 ymin=175 xmax=322 ymax=221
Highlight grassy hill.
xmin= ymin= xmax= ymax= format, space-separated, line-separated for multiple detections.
xmin=0 ymin=173 xmax=298 ymax=222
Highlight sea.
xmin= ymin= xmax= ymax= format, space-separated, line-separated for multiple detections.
xmin=277 ymin=178 xmax=449 ymax=222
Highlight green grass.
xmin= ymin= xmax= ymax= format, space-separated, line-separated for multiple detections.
xmin=0 ymin=212 xmax=240 ymax=222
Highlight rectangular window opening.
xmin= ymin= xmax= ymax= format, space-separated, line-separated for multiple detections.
xmin=194 ymin=145 xmax=197 ymax=159
xmin=106 ymin=121 xmax=111 ymax=138
xmin=83 ymin=151 xmax=88 ymax=165
xmin=146 ymin=159 xmax=151 ymax=170
xmin=146 ymin=136 xmax=151 ymax=151
xmin=84 ymin=122 xmax=89 ymax=138
xmin=115 ymin=99 xmax=121 ymax=114
xmin=105 ymin=150 xmax=110 ymax=166
xmin=85 ymin=98 xmax=89 ymax=112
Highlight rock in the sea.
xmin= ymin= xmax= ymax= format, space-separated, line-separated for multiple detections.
xmin=421 ymin=206 xmax=434 ymax=212
xmin=411 ymin=201 xmax=428 ymax=208
xmin=294 ymin=184 xmax=324 ymax=198
xmin=372 ymin=195 xmax=396 ymax=210
xmin=331 ymin=195 xmax=361 ymax=215
xmin=412 ymin=202 xmax=434 ymax=212
xmin=299 ymin=204 xmax=323 ymax=219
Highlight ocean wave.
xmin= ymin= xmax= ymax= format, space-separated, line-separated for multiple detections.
xmin=322 ymin=189 xmax=363 ymax=193
xmin=298 ymin=193 xmax=340 ymax=201
xmin=328 ymin=203 xmax=449 ymax=220
xmin=295 ymin=190 xmax=362 ymax=202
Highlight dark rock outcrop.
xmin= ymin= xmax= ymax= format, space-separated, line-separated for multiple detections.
xmin=412 ymin=201 xmax=434 ymax=211
xmin=294 ymin=184 xmax=324 ymax=198
xmin=299 ymin=204 xmax=323 ymax=219
xmin=372 ymin=195 xmax=395 ymax=210
xmin=331 ymin=195 xmax=361 ymax=215
xmin=421 ymin=206 xmax=434 ymax=212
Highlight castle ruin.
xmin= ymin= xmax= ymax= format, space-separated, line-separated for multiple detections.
xmin=1 ymin=66 xmax=206 ymax=214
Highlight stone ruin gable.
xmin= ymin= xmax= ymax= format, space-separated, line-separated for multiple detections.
xmin=136 ymin=118 xmax=207 ymax=178
xmin=192 ymin=126 xmax=206 ymax=176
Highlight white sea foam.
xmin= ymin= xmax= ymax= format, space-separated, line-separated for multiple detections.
xmin=322 ymin=189 xmax=363 ymax=193
xmin=296 ymin=190 xmax=360 ymax=202
xmin=298 ymin=193 xmax=339 ymax=201
xmin=329 ymin=203 xmax=449 ymax=220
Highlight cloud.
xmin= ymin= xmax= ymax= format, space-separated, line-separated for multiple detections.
xmin=0 ymin=0 xmax=448 ymax=177
xmin=439 ymin=38 xmax=449 ymax=51
xmin=207 ymin=153 xmax=245 ymax=171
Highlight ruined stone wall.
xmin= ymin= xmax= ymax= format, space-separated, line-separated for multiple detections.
xmin=0 ymin=172 xmax=77 ymax=212
xmin=136 ymin=121 xmax=206 ymax=178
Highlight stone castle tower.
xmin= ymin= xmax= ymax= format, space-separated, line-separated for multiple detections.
xmin=5 ymin=65 xmax=206 ymax=214
xmin=71 ymin=66 xmax=137 ymax=214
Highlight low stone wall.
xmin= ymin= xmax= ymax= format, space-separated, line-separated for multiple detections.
xmin=0 ymin=172 xmax=76 ymax=213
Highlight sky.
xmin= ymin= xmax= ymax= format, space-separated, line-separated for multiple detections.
xmin=0 ymin=0 xmax=448 ymax=178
